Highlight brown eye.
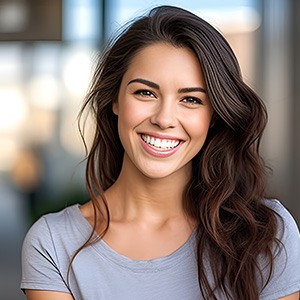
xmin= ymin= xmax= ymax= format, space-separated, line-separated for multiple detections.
xmin=134 ymin=90 xmax=155 ymax=97
xmin=181 ymin=97 xmax=203 ymax=105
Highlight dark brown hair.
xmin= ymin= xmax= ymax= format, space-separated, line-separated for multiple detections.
xmin=78 ymin=5 xmax=280 ymax=299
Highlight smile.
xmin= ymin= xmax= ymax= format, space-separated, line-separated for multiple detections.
xmin=141 ymin=134 xmax=180 ymax=150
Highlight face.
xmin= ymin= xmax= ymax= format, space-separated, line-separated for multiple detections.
xmin=113 ymin=43 xmax=213 ymax=180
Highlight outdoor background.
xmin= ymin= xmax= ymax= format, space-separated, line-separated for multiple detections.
xmin=0 ymin=0 xmax=299 ymax=299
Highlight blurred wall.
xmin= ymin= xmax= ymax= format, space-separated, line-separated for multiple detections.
xmin=291 ymin=0 xmax=300 ymax=223
xmin=258 ymin=0 xmax=300 ymax=222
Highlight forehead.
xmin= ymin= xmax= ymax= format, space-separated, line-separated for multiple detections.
xmin=129 ymin=42 xmax=198 ymax=66
xmin=122 ymin=43 xmax=205 ymax=86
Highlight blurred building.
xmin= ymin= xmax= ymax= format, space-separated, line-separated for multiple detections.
xmin=0 ymin=0 xmax=299 ymax=299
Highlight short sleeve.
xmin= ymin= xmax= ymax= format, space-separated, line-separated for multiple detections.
xmin=260 ymin=200 xmax=300 ymax=299
xmin=21 ymin=216 xmax=70 ymax=293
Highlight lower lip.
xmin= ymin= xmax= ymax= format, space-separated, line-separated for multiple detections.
xmin=139 ymin=135 xmax=183 ymax=158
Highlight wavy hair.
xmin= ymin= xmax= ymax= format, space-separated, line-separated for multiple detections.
xmin=77 ymin=5 xmax=279 ymax=299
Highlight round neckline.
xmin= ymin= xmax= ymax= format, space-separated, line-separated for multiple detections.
xmin=68 ymin=204 xmax=197 ymax=272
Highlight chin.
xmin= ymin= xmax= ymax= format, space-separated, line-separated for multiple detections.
xmin=139 ymin=165 xmax=188 ymax=181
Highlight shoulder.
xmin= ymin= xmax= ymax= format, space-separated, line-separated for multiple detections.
xmin=259 ymin=199 xmax=300 ymax=299
xmin=263 ymin=199 xmax=299 ymax=239
xmin=26 ymin=204 xmax=80 ymax=235
xmin=263 ymin=198 xmax=294 ymax=216
xmin=23 ymin=204 xmax=88 ymax=256
xmin=262 ymin=199 xmax=299 ymax=261
xmin=21 ymin=204 xmax=87 ymax=293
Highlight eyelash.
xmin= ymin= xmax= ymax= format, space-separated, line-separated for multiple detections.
xmin=181 ymin=97 xmax=203 ymax=105
xmin=133 ymin=89 xmax=203 ymax=105
xmin=133 ymin=90 xmax=155 ymax=97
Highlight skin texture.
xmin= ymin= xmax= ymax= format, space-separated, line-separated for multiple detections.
xmin=278 ymin=293 xmax=300 ymax=300
xmin=113 ymin=43 xmax=213 ymax=181
xmin=25 ymin=290 xmax=74 ymax=299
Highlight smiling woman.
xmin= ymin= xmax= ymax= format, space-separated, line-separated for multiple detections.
xmin=112 ymin=43 xmax=213 ymax=179
xmin=20 ymin=5 xmax=300 ymax=300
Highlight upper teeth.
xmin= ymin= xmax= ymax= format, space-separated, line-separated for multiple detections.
xmin=141 ymin=134 xmax=180 ymax=149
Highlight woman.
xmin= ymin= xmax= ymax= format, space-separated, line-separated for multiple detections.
xmin=21 ymin=5 xmax=300 ymax=300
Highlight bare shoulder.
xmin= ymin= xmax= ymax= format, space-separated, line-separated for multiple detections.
xmin=25 ymin=290 xmax=74 ymax=300
xmin=79 ymin=200 xmax=95 ymax=224
xmin=79 ymin=199 xmax=109 ymax=232
xmin=79 ymin=200 xmax=93 ymax=217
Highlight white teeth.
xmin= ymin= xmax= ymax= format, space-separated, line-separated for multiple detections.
xmin=141 ymin=134 xmax=180 ymax=150
xmin=154 ymin=139 xmax=161 ymax=147
xmin=161 ymin=139 xmax=167 ymax=148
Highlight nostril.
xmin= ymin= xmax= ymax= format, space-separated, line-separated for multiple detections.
xmin=150 ymin=106 xmax=177 ymax=129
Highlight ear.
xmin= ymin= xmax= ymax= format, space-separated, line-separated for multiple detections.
xmin=112 ymin=101 xmax=119 ymax=115
xmin=210 ymin=113 xmax=217 ymax=128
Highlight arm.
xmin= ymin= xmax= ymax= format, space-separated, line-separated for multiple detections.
xmin=21 ymin=217 xmax=73 ymax=297
xmin=259 ymin=201 xmax=300 ymax=300
xmin=278 ymin=291 xmax=300 ymax=300
xmin=25 ymin=290 xmax=74 ymax=300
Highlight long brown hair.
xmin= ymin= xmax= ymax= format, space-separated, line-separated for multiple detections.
xmin=77 ymin=5 xmax=280 ymax=299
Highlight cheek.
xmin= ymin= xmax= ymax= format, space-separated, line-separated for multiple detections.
xmin=117 ymin=101 xmax=146 ymax=140
xmin=186 ymin=113 xmax=212 ymax=139
xmin=118 ymin=100 xmax=149 ymax=127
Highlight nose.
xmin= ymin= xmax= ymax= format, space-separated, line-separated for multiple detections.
xmin=150 ymin=99 xmax=177 ymax=129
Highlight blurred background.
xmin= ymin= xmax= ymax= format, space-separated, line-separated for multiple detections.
xmin=0 ymin=0 xmax=299 ymax=298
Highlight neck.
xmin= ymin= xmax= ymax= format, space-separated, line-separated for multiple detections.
xmin=104 ymin=155 xmax=191 ymax=223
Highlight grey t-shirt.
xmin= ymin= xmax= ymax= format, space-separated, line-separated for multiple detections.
xmin=21 ymin=200 xmax=300 ymax=299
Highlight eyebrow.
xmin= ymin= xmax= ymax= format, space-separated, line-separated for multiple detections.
xmin=128 ymin=78 xmax=159 ymax=89
xmin=178 ymin=87 xmax=207 ymax=94
xmin=127 ymin=78 xmax=207 ymax=94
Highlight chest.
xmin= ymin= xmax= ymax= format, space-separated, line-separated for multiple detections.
xmin=67 ymin=241 xmax=201 ymax=300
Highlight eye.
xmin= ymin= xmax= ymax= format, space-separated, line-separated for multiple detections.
xmin=181 ymin=97 xmax=203 ymax=106
xmin=134 ymin=89 xmax=155 ymax=98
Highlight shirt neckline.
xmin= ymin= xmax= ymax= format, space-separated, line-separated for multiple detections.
xmin=68 ymin=204 xmax=197 ymax=272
